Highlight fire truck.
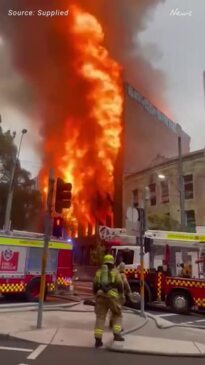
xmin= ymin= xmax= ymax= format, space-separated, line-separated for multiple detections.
xmin=0 ymin=230 xmax=73 ymax=301
xmin=100 ymin=226 xmax=205 ymax=314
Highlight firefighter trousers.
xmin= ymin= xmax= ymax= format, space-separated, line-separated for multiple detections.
xmin=94 ymin=295 xmax=122 ymax=339
xmin=109 ymin=295 xmax=125 ymax=328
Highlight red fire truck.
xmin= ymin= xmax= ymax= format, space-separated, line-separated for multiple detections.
xmin=100 ymin=227 xmax=205 ymax=314
xmin=0 ymin=230 xmax=73 ymax=301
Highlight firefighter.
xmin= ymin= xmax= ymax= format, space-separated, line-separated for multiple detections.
xmin=179 ymin=263 xmax=192 ymax=278
xmin=109 ymin=261 xmax=139 ymax=329
xmin=93 ymin=254 xmax=124 ymax=348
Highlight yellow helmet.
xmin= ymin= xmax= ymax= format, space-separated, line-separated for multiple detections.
xmin=103 ymin=254 xmax=115 ymax=265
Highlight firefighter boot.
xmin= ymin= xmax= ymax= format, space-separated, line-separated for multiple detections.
xmin=95 ymin=338 xmax=103 ymax=348
xmin=113 ymin=334 xmax=125 ymax=342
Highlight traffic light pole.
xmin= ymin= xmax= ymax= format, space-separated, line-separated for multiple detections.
xmin=37 ymin=168 xmax=54 ymax=329
xmin=178 ymin=135 xmax=186 ymax=231
xmin=138 ymin=209 xmax=145 ymax=318
xmin=139 ymin=231 xmax=145 ymax=318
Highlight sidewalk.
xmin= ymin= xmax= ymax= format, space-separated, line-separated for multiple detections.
xmin=0 ymin=303 xmax=205 ymax=356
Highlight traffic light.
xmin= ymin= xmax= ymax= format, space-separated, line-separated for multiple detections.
xmin=144 ymin=237 xmax=153 ymax=253
xmin=137 ymin=208 xmax=145 ymax=234
xmin=55 ymin=178 xmax=72 ymax=214
xmin=53 ymin=216 xmax=63 ymax=238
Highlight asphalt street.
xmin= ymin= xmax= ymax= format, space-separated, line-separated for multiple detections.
xmin=146 ymin=306 xmax=205 ymax=328
xmin=1 ymin=339 xmax=205 ymax=365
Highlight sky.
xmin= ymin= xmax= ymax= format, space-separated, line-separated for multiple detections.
xmin=139 ymin=0 xmax=205 ymax=151
xmin=0 ymin=0 xmax=204 ymax=176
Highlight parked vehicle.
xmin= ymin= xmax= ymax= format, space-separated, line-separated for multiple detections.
xmin=101 ymin=226 xmax=205 ymax=314
xmin=0 ymin=230 xmax=73 ymax=301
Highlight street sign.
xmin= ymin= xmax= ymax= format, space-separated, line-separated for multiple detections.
xmin=99 ymin=226 xmax=126 ymax=241
xmin=126 ymin=207 xmax=139 ymax=223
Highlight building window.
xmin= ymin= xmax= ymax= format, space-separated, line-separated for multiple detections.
xmin=160 ymin=180 xmax=169 ymax=204
xmin=183 ymin=174 xmax=193 ymax=199
xmin=185 ymin=210 xmax=195 ymax=231
xmin=149 ymin=183 xmax=156 ymax=206
xmin=132 ymin=188 xmax=138 ymax=208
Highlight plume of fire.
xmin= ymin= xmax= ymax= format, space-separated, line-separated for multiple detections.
xmin=0 ymin=0 xmax=166 ymax=231
xmin=65 ymin=7 xmax=122 ymax=226
xmin=43 ymin=5 xmax=123 ymax=227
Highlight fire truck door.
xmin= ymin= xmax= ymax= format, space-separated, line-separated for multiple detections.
xmin=26 ymin=248 xmax=58 ymax=275
xmin=0 ymin=245 xmax=27 ymax=277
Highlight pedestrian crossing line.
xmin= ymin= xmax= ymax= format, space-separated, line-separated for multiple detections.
xmin=195 ymin=319 xmax=205 ymax=322
xmin=0 ymin=346 xmax=32 ymax=352
xmin=158 ymin=313 xmax=179 ymax=318
xmin=27 ymin=344 xmax=47 ymax=360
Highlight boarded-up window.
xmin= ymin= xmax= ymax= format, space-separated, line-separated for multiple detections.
xmin=132 ymin=188 xmax=139 ymax=207
xmin=185 ymin=210 xmax=195 ymax=230
xmin=160 ymin=180 xmax=169 ymax=204
xmin=184 ymin=175 xmax=193 ymax=199
xmin=149 ymin=183 xmax=156 ymax=206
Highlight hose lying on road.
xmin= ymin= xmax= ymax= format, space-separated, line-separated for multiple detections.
xmin=122 ymin=306 xmax=205 ymax=331
xmin=34 ymin=298 xmax=205 ymax=331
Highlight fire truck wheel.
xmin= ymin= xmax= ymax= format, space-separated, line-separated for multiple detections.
xmin=128 ymin=283 xmax=148 ymax=309
xmin=25 ymin=278 xmax=47 ymax=302
xmin=170 ymin=291 xmax=191 ymax=314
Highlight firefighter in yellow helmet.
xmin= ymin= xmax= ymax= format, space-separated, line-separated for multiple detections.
xmin=179 ymin=263 xmax=192 ymax=278
xmin=93 ymin=254 xmax=124 ymax=348
xmin=109 ymin=262 xmax=140 ymax=329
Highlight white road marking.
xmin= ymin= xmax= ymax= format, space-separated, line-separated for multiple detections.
xmin=156 ymin=313 xmax=179 ymax=318
xmin=27 ymin=344 xmax=47 ymax=360
xmin=195 ymin=319 xmax=205 ymax=323
xmin=0 ymin=346 xmax=32 ymax=352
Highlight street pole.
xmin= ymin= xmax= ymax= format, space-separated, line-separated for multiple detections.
xmin=139 ymin=234 xmax=145 ymax=317
xmin=178 ymin=135 xmax=186 ymax=231
xmin=37 ymin=168 xmax=54 ymax=329
xmin=138 ymin=208 xmax=145 ymax=318
xmin=4 ymin=129 xmax=27 ymax=232
xmin=144 ymin=186 xmax=154 ymax=268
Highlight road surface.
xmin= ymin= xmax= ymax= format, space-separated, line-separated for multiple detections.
xmin=0 ymin=338 xmax=205 ymax=365
xmin=146 ymin=305 xmax=205 ymax=328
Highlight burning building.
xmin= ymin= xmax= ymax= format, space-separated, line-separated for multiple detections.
xmin=0 ymin=0 xmax=190 ymax=236
xmin=113 ymin=83 xmax=190 ymax=227
xmin=124 ymin=83 xmax=190 ymax=175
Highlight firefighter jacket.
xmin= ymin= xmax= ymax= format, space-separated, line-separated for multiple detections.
xmin=93 ymin=266 xmax=123 ymax=299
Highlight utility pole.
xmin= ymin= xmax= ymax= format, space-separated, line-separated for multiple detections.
xmin=144 ymin=186 xmax=154 ymax=268
xmin=4 ymin=129 xmax=27 ymax=231
xmin=138 ymin=208 xmax=145 ymax=318
xmin=178 ymin=135 xmax=186 ymax=231
xmin=203 ymin=71 xmax=205 ymax=112
xmin=37 ymin=168 xmax=54 ymax=329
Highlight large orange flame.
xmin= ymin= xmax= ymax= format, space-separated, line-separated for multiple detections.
xmin=57 ymin=6 xmax=123 ymax=227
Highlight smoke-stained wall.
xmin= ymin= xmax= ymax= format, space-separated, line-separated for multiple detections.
xmin=124 ymin=83 xmax=190 ymax=175
xmin=113 ymin=83 xmax=190 ymax=227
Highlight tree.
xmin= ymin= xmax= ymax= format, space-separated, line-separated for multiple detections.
xmin=90 ymin=240 xmax=105 ymax=266
xmin=148 ymin=213 xmax=180 ymax=231
xmin=0 ymin=120 xmax=42 ymax=231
